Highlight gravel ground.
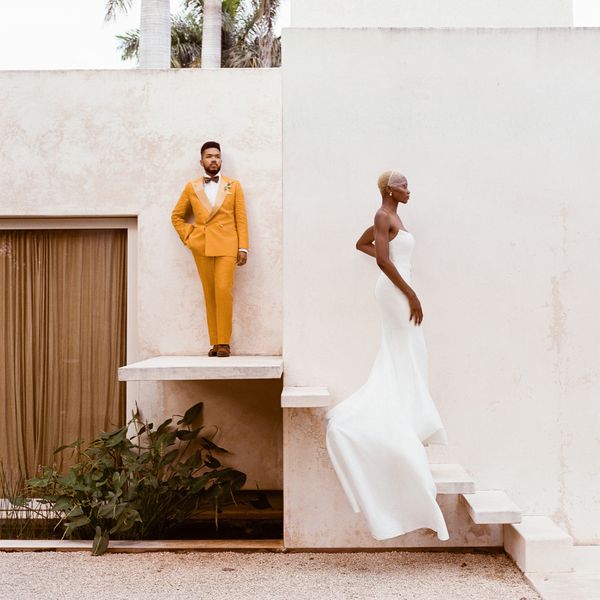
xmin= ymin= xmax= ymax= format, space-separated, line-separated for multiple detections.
xmin=0 ymin=550 xmax=540 ymax=600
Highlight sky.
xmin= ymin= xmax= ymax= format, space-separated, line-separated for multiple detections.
xmin=0 ymin=0 xmax=597 ymax=70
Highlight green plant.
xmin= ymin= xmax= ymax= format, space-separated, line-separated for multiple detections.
xmin=0 ymin=461 xmax=58 ymax=540
xmin=27 ymin=402 xmax=246 ymax=555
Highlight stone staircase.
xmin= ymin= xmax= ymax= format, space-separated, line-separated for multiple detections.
xmin=281 ymin=385 xmax=574 ymax=574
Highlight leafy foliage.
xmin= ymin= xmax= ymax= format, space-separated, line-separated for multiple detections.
xmin=183 ymin=0 xmax=243 ymax=21
xmin=222 ymin=0 xmax=281 ymax=68
xmin=114 ymin=0 xmax=281 ymax=68
xmin=117 ymin=13 xmax=204 ymax=68
xmin=27 ymin=402 xmax=246 ymax=555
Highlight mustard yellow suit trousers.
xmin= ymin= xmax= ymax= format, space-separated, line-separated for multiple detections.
xmin=193 ymin=254 xmax=237 ymax=345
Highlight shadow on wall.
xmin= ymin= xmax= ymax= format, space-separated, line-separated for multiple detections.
xmin=138 ymin=378 xmax=283 ymax=491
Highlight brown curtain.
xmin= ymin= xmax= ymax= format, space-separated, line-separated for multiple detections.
xmin=0 ymin=229 xmax=127 ymax=482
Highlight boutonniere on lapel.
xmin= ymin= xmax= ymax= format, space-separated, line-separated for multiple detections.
xmin=224 ymin=181 xmax=233 ymax=194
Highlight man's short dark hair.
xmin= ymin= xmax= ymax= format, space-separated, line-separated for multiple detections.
xmin=201 ymin=141 xmax=221 ymax=155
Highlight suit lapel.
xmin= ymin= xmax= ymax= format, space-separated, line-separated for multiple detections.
xmin=206 ymin=176 xmax=229 ymax=222
xmin=191 ymin=178 xmax=212 ymax=214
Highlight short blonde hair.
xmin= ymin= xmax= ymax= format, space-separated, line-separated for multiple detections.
xmin=377 ymin=171 xmax=393 ymax=194
xmin=377 ymin=171 xmax=407 ymax=194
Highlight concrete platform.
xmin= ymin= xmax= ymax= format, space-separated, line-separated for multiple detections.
xmin=118 ymin=355 xmax=284 ymax=381
xmin=430 ymin=463 xmax=476 ymax=494
xmin=461 ymin=490 xmax=522 ymax=524
xmin=281 ymin=386 xmax=330 ymax=408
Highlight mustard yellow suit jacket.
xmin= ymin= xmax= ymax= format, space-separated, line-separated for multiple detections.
xmin=171 ymin=176 xmax=249 ymax=257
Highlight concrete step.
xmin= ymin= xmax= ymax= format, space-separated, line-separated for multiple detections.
xmin=504 ymin=515 xmax=574 ymax=573
xmin=461 ymin=490 xmax=521 ymax=524
xmin=425 ymin=443 xmax=454 ymax=463
xmin=430 ymin=463 xmax=475 ymax=494
xmin=118 ymin=355 xmax=283 ymax=381
xmin=281 ymin=386 xmax=330 ymax=408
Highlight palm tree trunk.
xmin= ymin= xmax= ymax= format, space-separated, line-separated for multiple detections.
xmin=202 ymin=0 xmax=222 ymax=68
xmin=258 ymin=0 xmax=279 ymax=68
xmin=258 ymin=20 xmax=273 ymax=68
xmin=139 ymin=0 xmax=171 ymax=68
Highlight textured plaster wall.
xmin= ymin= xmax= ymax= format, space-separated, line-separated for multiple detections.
xmin=291 ymin=0 xmax=573 ymax=27
xmin=283 ymin=408 xmax=502 ymax=548
xmin=140 ymin=379 xmax=283 ymax=489
xmin=282 ymin=28 xmax=600 ymax=545
xmin=0 ymin=69 xmax=283 ymax=489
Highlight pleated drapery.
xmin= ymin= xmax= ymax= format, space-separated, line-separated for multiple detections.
xmin=0 ymin=229 xmax=127 ymax=482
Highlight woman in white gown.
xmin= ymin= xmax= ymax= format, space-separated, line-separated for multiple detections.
xmin=326 ymin=170 xmax=449 ymax=542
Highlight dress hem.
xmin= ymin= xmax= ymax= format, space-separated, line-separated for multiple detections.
xmin=371 ymin=526 xmax=450 ymax=542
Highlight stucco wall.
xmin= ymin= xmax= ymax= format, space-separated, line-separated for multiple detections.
xmin=0 ymin=69 xmax=283 ymax=489
xmin=291 ymin=0 xmax=573 ymax=27
xmin=282 ymin=27 xmax=600 ymax=544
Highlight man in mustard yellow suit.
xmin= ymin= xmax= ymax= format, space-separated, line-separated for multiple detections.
xmin=171 ymin=141 xmax=248 ymax=357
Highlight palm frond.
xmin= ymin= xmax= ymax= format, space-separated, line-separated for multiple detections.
xmin=117 ymin=14 xmax=203 ymax=68
xmin=223 ymin=0 xmax=243 ymax=19
xmin=257 ymin=0 xmax=280 ymax=21
xmin=183 ymin=0 xmax=242 ymax=20
xmin=105 ymin=0 xmax=133 ymax=22
xmin=170 ymin=13 xmax=203 ymax=67
xmin=223 ymin=28 xmax=281 ymax=68
xmin=116 ymin=28 xmax=140 ymax=61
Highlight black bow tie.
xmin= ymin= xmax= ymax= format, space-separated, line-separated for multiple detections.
xmin=204 ymin=175 xmax=219 ymax=184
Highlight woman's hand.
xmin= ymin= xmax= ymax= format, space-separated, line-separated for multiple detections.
xmin=407 ymin=291 xmax=423 ymax=325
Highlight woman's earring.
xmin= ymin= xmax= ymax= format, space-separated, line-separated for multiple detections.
xmin=389 ymin=192 xmax=393 ymax=196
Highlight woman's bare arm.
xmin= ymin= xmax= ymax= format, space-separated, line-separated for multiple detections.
xmin=356 ymin=226 xmax=376 ymax=257
xmin=373 ymin=211 xmax=423 ymax=325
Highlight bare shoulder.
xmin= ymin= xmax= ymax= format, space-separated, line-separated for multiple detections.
xmin=374 ymin=208 xmax=392 ymax=227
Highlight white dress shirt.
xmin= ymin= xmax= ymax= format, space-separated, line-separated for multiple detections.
xmin=203 ymin=174 xmax=220 ymax=207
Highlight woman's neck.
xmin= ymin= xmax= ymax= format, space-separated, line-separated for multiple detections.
xmin=381 ymin=197 xmax=399 ymax=213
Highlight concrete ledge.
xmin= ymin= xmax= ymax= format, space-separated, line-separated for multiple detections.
xmin=0 ymin=539 xmax=285 ymax=553
xmin=118 ymin=355 xmax=284 ymax=381
xmin=504 ymin=516 xmax=573 ymax=573
xmin=461 ymin=490 xmax=521 ymax=524
xmin=524 ymin=546 xmax=600 ymax=600
xmin=281 ymin=386 xmax=330 ymax=408
xmin=430 ymin=463 xmax=475 ymax=494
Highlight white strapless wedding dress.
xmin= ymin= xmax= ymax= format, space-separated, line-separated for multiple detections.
xmin=326 ymin=230 xmax=449 ymax=541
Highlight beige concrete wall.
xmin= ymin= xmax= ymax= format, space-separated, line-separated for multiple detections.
xmin=291 ymin=0 xmax=573 ymax=27
xmin=141 ymin=379 xmax=283 ymax=490
xmin=282 ymin=27 xmax=600 ymax=545
xmin=0 ymin=69 xmax=283 ymax=489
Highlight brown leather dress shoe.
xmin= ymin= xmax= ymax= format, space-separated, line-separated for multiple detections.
xmin=216 ymin=344 xmax=231 ymax=357
xmin=208 ymin=345 xmax=218 ymax=357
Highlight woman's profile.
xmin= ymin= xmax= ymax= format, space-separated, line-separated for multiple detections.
xmin=326 ymin=170 xmax=449 ymax=541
